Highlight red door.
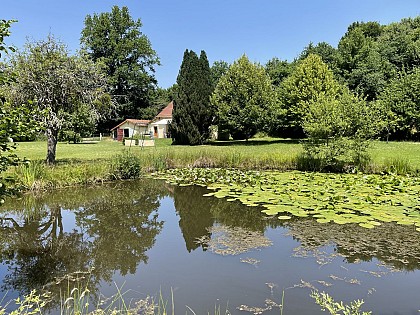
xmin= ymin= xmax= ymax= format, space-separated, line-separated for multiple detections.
xmin=117 ymin=128 xmax=123 ymax=141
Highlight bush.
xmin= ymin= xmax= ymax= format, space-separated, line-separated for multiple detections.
xmin=302 ymin=91 xmax=382 ymax=171
xmin=110 ymin=151 xmax=142 ymax=179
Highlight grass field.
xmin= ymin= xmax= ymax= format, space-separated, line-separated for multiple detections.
xmin=15 ymin=137 xmax=303 ymax=167
xmin=8 ymin=137 xmax=420 ymax=191
xmin=14 ymin=138 xmax=420 ymax=168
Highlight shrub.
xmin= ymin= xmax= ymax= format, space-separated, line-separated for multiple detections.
xmin=110 ymin=151 xmax=142 ymax=179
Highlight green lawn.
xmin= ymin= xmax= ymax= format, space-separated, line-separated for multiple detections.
xmin=15 ymin=137 xmax=302 ymax=164
xmin=15 ymin=138 xmax=172 ymax=161
xmin=13 ymin=137 xmax=420 ymax=170
xmin=9 ymin=137 xmax=420 ymax=191
xmin=369 ymin=141 xmax=420 ymax=168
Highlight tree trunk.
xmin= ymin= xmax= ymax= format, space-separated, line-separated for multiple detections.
xmin=46 ymin=128 xmax=58 ymax=165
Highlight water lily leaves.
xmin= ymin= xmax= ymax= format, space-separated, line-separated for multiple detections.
xmin=152 ymin=168 xmax=420 ymax=232
xmin=316 ymin=218 xmax=331 ymax=224
xmin=359 ymin=223 xmax=376 ymax=229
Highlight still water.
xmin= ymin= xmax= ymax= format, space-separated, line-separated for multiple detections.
xmin=1 ymin=179 xmax=420 ymax=314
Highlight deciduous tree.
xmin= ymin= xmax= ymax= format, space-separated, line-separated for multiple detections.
xmin=6 ymin=35 xmax=111 ymax=164
xmin=279 ymin=54 xmax=341 ymax=137
xmin=81 ymin=6 xmax=160 ymax=130
xmin=265 ymin=57 xmax=293 ymax=87
xmin=302 ymin=90 xmax=382 ymax=170
xmin=211 ymin=55 xmax=277 ymax=140
xmin=377 ymin=69 xmax=420 ymax=140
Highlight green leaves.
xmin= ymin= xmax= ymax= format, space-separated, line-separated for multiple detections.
xmin=6 ymin=34 xmax=110 ymax=164
xmin=154 ymin=168 xmax=420 ymax=232
xmin=81 ymin=6 xmax=159 ymax=121
xmin=171 ymin=49 xmax=213 ymax=145
xmin=377 ymin=69 xmax=420 ymax=140
xmin=279 ymin=54 xmax=341 ymax=135
xmin=211 ymin=55 xmax=277 ymax=140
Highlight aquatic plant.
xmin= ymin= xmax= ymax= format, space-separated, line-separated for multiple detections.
xmin=153 ymin=168 xmax=420 ymax=231
xmin=110 ymin=151 xmax=142 ymax=179
xmin=311 ymin=290 xmax=371 ymax=315
xmin=14 ymin=161 xmax=46 ymax=190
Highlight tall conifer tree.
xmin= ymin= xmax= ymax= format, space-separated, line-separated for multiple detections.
xmin=171 ymin=49 xmax=213 ymax=145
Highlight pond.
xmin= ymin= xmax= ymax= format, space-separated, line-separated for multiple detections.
xmin=1 ymin=178 xmax=420 ymax=314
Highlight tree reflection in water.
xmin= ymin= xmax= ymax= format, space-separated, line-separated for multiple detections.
xmin=173 ymin=185 xmax=281 ymax=252
xmin=2 ymin=179 xmax=420 ymax=311
xmin=284 ymin=218 xmax=420 ymax=271
xmin=0 ymin=179 xmax=169 ymax=307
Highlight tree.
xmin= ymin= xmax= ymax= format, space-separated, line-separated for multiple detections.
xmin=302 ymin=90 xmax=382 ymax=170
xmin=279 ymin=54 xmax=341 ymax=137
xmin=6 ymin=35 xmax=111 ymax=164
xmin=211 ymin=55 xmax=277 ymax=140
xmin=210 ymin=60 xmax=230 ymax=89
xmin=298 ymin=42 xmax=339 ymax=77
xmin=81 ymin=5 xmax=160 ymax=130
xmin=376 ymin=17 xmax=420 ymax=74
xmin=0 ymin=20 xmax=39 ymax=203
xmin=336 ymin=21 xmax=394 ymax=100
xmin=171 ymin=49 xmax=213 ymax=145
xmin=377 ymin=69 xmax=420 ymax=140
xmin=265 ymin=57 xmax=293 ymax=87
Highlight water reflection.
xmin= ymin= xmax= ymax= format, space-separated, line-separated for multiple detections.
xmin=0 ymin=179 xmax=169 ymax=305
xmin=284 ymin=218 xmax=420 ymax=271
xmin=173 ymin=186 xmax=214 ymax=252
xmin=173 ymin=185 xmax=281 ymax=252
xmin=1 ymin=180 xmax=420 ymax=313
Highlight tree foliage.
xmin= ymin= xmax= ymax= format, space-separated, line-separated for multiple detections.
xmin=377 ymin=69 xmax=420 ymax=140
xmin=279 ymin=54 xmax=341 ymax=137
xmin=210 ymin=60 xmax=230 ymax=89
xmin=302 ymin=91 xmax=382 ymax=170
xmin=0 ymin=20 xmax=39 ymax=202
xmin=81 ymin=6 xmax=159 ymax=131
xmin=81 ymin=5 xmax=160 ymax=129
xmin=299 ymin=42 xmax=339 ymax=76
xmin=5 ymin=35 xmax=111 ymax=164
xmin=211 ymin=55 xmax=277 ymax=140
xmin=265 ymin=57 xmax=293 ymax=87
xmin=171 ymin=49 xmax=213 ymax=145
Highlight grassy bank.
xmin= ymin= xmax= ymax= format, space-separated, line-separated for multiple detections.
xmin=8 ymin=138 xmax=420 ymax=191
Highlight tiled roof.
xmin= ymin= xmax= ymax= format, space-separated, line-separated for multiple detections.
xmin=110 ymin=119 xmax=151 ymax=131
xmin=156 ymin=101 xmax=173 ymax=119
xmin=110 ymin=101 xmax=173 ymax=131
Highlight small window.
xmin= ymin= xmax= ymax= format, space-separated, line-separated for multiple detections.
xmin=124 ymin=129 xmax=130 ymax=138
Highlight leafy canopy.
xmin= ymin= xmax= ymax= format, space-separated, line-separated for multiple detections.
xmin=211 ymin=55 xmax=277 ymax=140
xmin=81 ymin=5 xmax=160 ymax=128
xmin=171 ymin=49 xmax=213 ymax=145
xmin=279 ymin=54 xmax=341 ymax=136
xmin=6 ymin=34 xmax=111 ymax=164
xmin=377 ymin=69 xmax=420 ymax=141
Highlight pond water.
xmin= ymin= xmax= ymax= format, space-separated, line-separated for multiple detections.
xmin=1 ymin=179 xmax=420 ymax=314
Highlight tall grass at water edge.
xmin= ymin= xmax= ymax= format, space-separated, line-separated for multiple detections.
xmin=0 ymin=285 xmax=371 ymax=315
xmin=8 ymin=139 xmax=420 ymax=191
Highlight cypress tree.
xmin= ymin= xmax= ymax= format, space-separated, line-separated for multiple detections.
xmin=171 ymin=49 xmax=213 ymax=145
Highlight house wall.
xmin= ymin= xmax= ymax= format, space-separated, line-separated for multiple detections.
xmin=114 ymin=122 xmax=149 ymax=141
xmin=149 ymin=119 xmax=171 ymax=139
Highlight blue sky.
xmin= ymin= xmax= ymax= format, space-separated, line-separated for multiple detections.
xmin=2 ymin=1 xmax=419 ymax=88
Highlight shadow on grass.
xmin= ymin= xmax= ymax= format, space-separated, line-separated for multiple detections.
xmin=208 ymin=138 xmax=302 ymax=146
